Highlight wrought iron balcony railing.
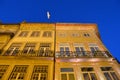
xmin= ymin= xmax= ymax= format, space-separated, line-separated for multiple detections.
xmin=55 ymin=51 xmax=112 ymax=58
xmin=0 ymin=50 xmax=112 ymax=58
xmin=3 ymin=50 xmax=54 ymax=57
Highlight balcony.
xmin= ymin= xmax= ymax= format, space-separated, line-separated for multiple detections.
xmin=3 ymin=50 xmax=54 ymax=57
xmin=55 ymin=51 xmax=112 ymax=58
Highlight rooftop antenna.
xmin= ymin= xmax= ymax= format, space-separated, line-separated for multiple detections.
xmin=47 ymin=11 xmax=50 ymax=19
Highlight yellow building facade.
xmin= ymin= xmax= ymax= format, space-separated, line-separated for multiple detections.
xmin=0 ymin=23 xmax=119 ymax=80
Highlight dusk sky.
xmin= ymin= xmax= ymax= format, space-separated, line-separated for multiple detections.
xmin=0 ymin=0 xmax=120 ymax=61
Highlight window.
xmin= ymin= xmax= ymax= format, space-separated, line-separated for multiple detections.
xmin=59 ymin=33 xmax=66 ymax=37
xmin=18 ymin=31 xmax=29 ymax=37
xmin=31 ymin=31 xmax=40 ymax=37
xmin=60 ymin=68 xmax=75 ymax=80
xmin=43 ymin=31 xmax=52 ymax=37
xmin=74 ymin=43 xmax=85 ymax=56
xmin=9 ymin=65 xmax=28 ymax=80
xmin=101 ymin=67 xmax=119 ymax=80
xmin=89 ymin=44 xmax=100 ymax=56
xmin=39 ymin=43 xmax=51 ymax=56
xmin=59 ymin=43 xmax=70 ymax=57
xmin=31 ymin=65 xmax=48 ymax=80
xmin=23 ymin=43 xmax=36 ymax=54
xmin=72 ymin=33 xmax=79 ymax=37
xmin=81 ymin=67 xmax=98 ymax=80
xmin=84 ymin=33 xmax=90 ymax=37
xmin=5 ymin=43 xmax=21 ymax=56
xmin=0 ymin=65 xmax=9 ymax=79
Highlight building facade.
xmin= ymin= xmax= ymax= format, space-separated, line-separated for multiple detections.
xmin=0 ymin=23 xmax=119 ymax=80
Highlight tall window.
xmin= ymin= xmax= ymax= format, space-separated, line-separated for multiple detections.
xmin=81 ymin=67 xmax=98 ymax=80
xmin=18 ymin=31 xmax=29 ymax=37
xmin=31 ymin=65 xmax=48 ymax=80
xmin=9 ymin=65 xmax=28 ymax=80
xmin=23 ymin=43 xmax=36 ymax=54
xmin=43 ymin=31 xmax=52 ymax=37
xmin=0 ymin=65 xmax=9 ymax=79
xmin=89 ymin=44 xmax=100 ymax=56
xmin=59 ymin=43 xmax=70 ymax=57
xmin=39 ymin=43 xmax=51 ymax=56
xmin=5 ymin=43 xmax=21 ymax=55
xmin=31 ymin=31 xmax=40 ymax=37
xmin=100 ymin=67 xmax=119 ymax=80
xmin=74 ymin=43 xmax=85 ymax=56
xmin=60 ymin=68 xmax=75 ymax=80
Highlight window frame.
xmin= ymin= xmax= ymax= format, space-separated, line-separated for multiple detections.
xmin=73 ymin=43 xmax=85 ymax=56
xmin=30 ymin=31 xmax=40 ymax=37
xmin=31 ymin=65 xmax=48 ymax=80
xmin=5 ymin=43 xmax=22 ymax=56
xmin=8 ymin=65 xmax=28 ymax=80
xmin=23 ymin=43 xmax=36 ymax=54
xmin=60 ymin=68 xmax=76 ymax=80
xmin=59 ymin=43 xmax=70 ymax=57
xmin=39 ymin=43 xmax=51 ymax=56
xmin=100 ymin=66 xmax=119 ymax=80
xmin=43 ymin=31 xmax=52 ymax=37
xmin=18 ymin=31 xmax=29 ymax=37
xmin=0 ymin=65 xmax=9 ymax=79
xmin=80 ymin=67 xmax=98 ymax=80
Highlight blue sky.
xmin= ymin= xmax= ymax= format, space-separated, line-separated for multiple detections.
xmin=0 ymin=0 xmax=120 ymax=61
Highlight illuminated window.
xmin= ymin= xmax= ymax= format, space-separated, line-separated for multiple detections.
xmin=101 ymin=67 xmax=119 ymax=80
xmin=31 ymin=65 xmax=48 ymax=80
xmin=81 ymin=67 xmax=98 ymax=80
xmin=23 ymin=43 xmax=36 ymax=54
xmin=31 ymin=31 xmax=40 ymax=37
xmin=9 ymin=65 xmax=28 ymax=80
xmin=0 ymin=65 xmax=9 ymax=79
xmin=59 ymin=43 xmax=70 ymax=57
xmin=5 ymin=43 xmax=21 ymax=55
xmin=18 ymin=31 xmax=29 ymax=37
xmin=39 ymin=43 xmax=51 ymax=56
xmin=60 ymin=68 xmax=75 ymax=80
xmin=43 ymin=31 xmax=52 ymax=37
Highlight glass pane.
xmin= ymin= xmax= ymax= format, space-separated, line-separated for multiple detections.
xmin=83 ymin=73 xmax=90 ymax=80
xmin=90 ymin=73 xmax=97 ymax=80
xmin=101 ymin=67 xmax=113 ymax=71
xmin=69 ymin=74 xmax=75 ymax=80
xmin=80 ymin=47 xmax=85 ymax=55
xmin=110 ymin=72 xmax=119 ymax=80
xmin=81 ymin=67 xmax=94 ymax=72
xmin=61 ymin=74 xmax=67 ymax=80
xmin=65 ymin=47 xmax=69 ymax=51
xmin=60 ymin=47 xmax=64 ymax=56
xmin=75 ymin=47 xmax=80 ymax=56
xmin=60 ymin=47 xmax=64 ymax=52
xmin=75 ymin=47 xmax=80 ymax=52
xmin=65 ymin=47 xmax=70 ymax=56
xmin=61 ymin=68 xmax=74 ymax=72
xmin=90 ymin=47 xmax=95 ymax=53
xmin=104 ymin=72 xmax=112 ymax=80
xmin=95 ymin=47 xmax=99 ymax=51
